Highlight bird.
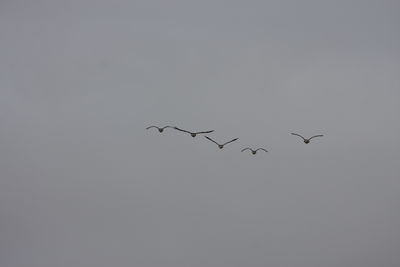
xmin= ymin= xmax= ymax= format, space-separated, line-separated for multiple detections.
xmin=204 ymin=136 xmax=238 ymax=149
xmin=291 ymin=133 xmax=323 ymax=144
xmin=174 ymin=127 xmax=214 ymax=137
xmin=241 ymin=148 xmax=268 ymax=154
xmin=146 ymin=125 xmax=175 ymax=133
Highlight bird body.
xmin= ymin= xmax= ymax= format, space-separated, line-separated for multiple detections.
xmin=204 ymin=136 xmax=238 ymax=149
xmin=174 ymin=127 xmax=214 ymax=137
xmin=291 ymin=133 xmax=323 ymax=144
xmin=241 ymin=148 xmax=268 ymax=154
xmin=146 ymin=125 xmax=174 ymax=133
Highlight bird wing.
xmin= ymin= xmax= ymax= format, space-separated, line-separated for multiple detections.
xmin=204 ymin=136 xmax=220 ymax=145
xmin=291 ymin=133 xmax=306 ymax=140
xmin=195 ymin=130 xmax=214 ymax=134
xmin=222 ymin=138 xmax=238 ymax=146
xmin=241 ymin=148 xmax=252 ymax=152
xmin=174 ymin=127 xmax=192 ymax=134
xmin=309 ymin=135 xmax=324 ymax=140
xmin=256 ymin=148 xmax=268 ymax=153
xmin=146 ymin=126 xmax=159 ymax=130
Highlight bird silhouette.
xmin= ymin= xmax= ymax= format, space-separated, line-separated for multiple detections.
xmin=204 ymin=136 xmax=238 ymax=149
xmin=291 ymin=133 xmax=323 ymax=144
xmin=241 ymin=148 xmax=268 ymax=154
xmin=174 ymin=127 xmax=214 ymax=137
xmin=146 ymin=125 xmax=175 ymax=133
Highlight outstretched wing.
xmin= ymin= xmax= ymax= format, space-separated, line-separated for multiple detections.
xmin=195 ymin=130 xmax=214 ymax=134
xmin=309 ymin=135 xmax=324 ymax=140
xmin=174 ymin=127 xmax=192 ymax=134
xmin=255 ymin=148 xmax=268 ymax=153
xmin=146 ymin=126 xmax=159 ymax=130
xmin=241 ymin=148 xmax=252 ymax=152
xmin=291 ymin=133 xmax=306 ymax=140
xmin=222 ymin=138 xmax=238 ymax=146
xmin=204 ymin=136 xmax=220 ymax=145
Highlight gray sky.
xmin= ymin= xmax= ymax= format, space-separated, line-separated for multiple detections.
xmin=1 ymin=0 xmax=400 ymax=266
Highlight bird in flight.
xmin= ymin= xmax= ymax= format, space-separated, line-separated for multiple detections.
xmin=241 ymin=147 xmax=268 ymax=154
xmin=174 ymin=127 xmax=214 ymax=137
xmin=146 ymin=125 xmax=175 ymax=133
xmin=204 ymin=136 xmax=238 ymax=149
xmin=291 ymin=133 xmax=323 ymax=144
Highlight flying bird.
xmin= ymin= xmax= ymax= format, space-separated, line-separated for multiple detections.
xmin=241 ymin=148 xmax=268 ymax=154
xmin=291 ymin=133 xmax=323 ymax=144
xmin=204 ymin=136 xmax=238 ymax=149
xmin=146 ymin=125 xmax=175 ymax=133
xmin=174 ymin=127 xmax=214 ymax=137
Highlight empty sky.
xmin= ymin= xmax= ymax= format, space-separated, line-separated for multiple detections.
xmin=1 ymin=1 xmax=400 ymax=266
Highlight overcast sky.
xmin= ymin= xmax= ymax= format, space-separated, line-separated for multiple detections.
xmin=1 ymin=1 xmax=400 ymax=266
